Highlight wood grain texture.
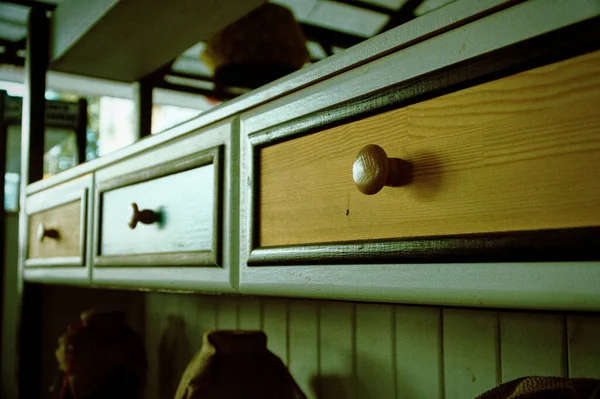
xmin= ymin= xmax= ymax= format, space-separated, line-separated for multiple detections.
xmin=355 ymin=303 xmax=395 ymax=399
xmin=443 ymin=309 xmax=500 ymax=399
xmin=289 ymin=300 xmax=319 ymax=398
xmin=567 ymin=315 xmax=600 ymax=379
xmin=27 ymin=200 xmax=82 ymax=259
xmin=500 ymin=312 xmax=565 ymax=381
xmin=259 ymin=51 xmax=600 ymax=247
xmin=318 ymin=301 xmax=354 ymax=399
xmin=395 ymin=306 xmax=443 ymax=399
xmin=100 ymin=165 xmax=214 ymax=256
xmin=27 ymin=0 xmax=561 ymax=197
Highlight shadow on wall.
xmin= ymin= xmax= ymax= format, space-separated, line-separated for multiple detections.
xmin=312 ymin=375 xmax=354 ymax=399
xmin=158 ymin=315 xmax=193 ymax=399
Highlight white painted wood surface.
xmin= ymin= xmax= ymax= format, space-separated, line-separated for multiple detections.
xmin=500 ymin=313 xmax=566 ymax=381
xmin=100 ymin=165 xmax=214 ymax=256
xmin=90 ymin=120 xmax=237 ymax=292
xmin=443 ymin=309 xmax=499 ymax=399
xmin=567 ymin=315 xmax=600 ymax=379
xmin=395 ymin=306 xmax=443 ymax=399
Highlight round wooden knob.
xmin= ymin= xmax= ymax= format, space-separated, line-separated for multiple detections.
xmin=37 ymin=223 xmax=59 ymax=242
xmin=128 ymin=203 xmax=160 ymax=229
xmin=353 ymin=144 xmax=406 ymax=195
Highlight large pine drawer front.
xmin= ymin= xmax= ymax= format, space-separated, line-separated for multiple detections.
xmin=95 ymin=147 xmax=222 ymax=267
xmin=258 ymin=51 xmax=600 ymax=255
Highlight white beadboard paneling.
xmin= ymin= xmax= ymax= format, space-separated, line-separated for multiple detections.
xmin=37 ymin=289 xmax=600 ymax=399
xmin=263 ymin=298 xmax=290 ymax=364
xmin=238 ymin=296 xmax=263 ymax=330
xmin=395 ymin=306 xmax=443 ymax=399
xmin=144 ymin=293 xmax=169 ymax=399
xmin=319 ymin=301 xmax=355 ymax=399
xmin=355 ymin=303 xmax=395 ymax=399
xmin=188 ymin=295 xmax=217 ymax=353
xmin=568 ymin=315 xmax=600 ymax=379
xmin=500 ymin=312 xmax=565 ymax=381
xmin=289 ymin=300 xmax=320 ymax=399
xmin=443 ymin=309 xmax=500 ymax=399
xmin=154 ymin=295 xmax=195 ymax=399
xmin=216 ymin=295 xmax=240 ymax=330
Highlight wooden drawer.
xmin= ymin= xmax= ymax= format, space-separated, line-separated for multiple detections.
xmin=249 ymin=51 xmax=600 ymax=264
xmin=94 ymin=146 xmax=222 ymax=266
xmin=25 ymin=176 xmax=91 ymax=267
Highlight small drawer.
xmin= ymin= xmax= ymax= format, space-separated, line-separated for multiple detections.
xmin=249 ymin=51 xmax=600 ymax=264
xmin=95 ymin=146 xmax=222 ymax=266
xmin=25 ymin=176 xmax=91 ymax=267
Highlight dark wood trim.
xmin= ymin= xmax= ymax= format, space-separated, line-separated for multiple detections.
xmin=0 ymin=92 xmax=7 ymax=355
xmin=18 ymin=10 xmax=49 ymax=396
xmin=249 ymin=16 xmax=600 ymax=148
xmin=97 ymin=146 xmax=220 ymax=192
xmin=94 ymin=145 xmax=224 ymax=268
xmin=94 ymin=251 xmax=217 ymax=268
xmin=248 ymin=227 xmax=600 ymax=266
xmin=3 ymin=96 xmax=78 ymax=128
xmin=248 ymin=18 xmax=600 ymax=266
xmin=153 ymin=79 xmax=237 ymax=101
xmin=19 ymin=283 xmax=43 ymax=398
xmin=22 ymin=8 xmax=49 ymax=184
xmin=331 ymin=0 xmax=395 ymax=16
xmin=133 ymin=78 xmax=153 ymax=139
xmin=0 ymin=91 xmax=6 ymax=216
xmin=75 ymin=98 xmax=88 ymax=164
xmin=300 ymin=23 xmax=365 ymax=50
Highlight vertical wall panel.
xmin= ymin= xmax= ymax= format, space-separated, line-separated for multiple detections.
xmin=189 ymin=295 xmax=217 ymax=353
xmin=44 ymin=290 xmax=600 ymax=399
xmin=500 ymin=312 xmax=565 ymax=381
xmin=355 ymin=304 xmax=395 ymax=399
xmin=444 ymin=309 xmax=500 ymax=399
xmin=238 ymin=296 xmax=263 ymax=330
xmin=568 ymin=315 xmax=600 ymax=378
xmin=395 ymin=306 xmax=443 ymax=399
xmin=289 ymin=300 xmax=320 ymax=399
xmin=216 ymin=295 xmax=239 ymax=330
xmin=263 ymin=297 xmax=289 ymax=364
xmin=144 ymin=293 xmax=167 ymax=399
xmin=319 ymin=301 xmax=355 ymax=399
xmin=154 ymin=294 xmax=195 ymax=399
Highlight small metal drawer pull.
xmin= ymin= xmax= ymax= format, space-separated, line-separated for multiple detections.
xmin=353 ymin=144 xmax=412 ymax=195
xmin=128 ymin=202 xmax=161 ymax=229
xmin=37 ymin=223 xmax=60 ymax=242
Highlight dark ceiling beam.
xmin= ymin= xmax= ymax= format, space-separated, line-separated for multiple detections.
xmin=0 ymin=37 xmax=26 ymax=66
xmin=301 ymin=23 xmax=365 ymax=50
xmin=379 ymin=0 xmax=425 ymax=32
xmin=0 ymin=53 xmax=24 ymax=66
xmin=329 ymin=0 xmax=395 ymax=16
xmin=152 ymin=80 xmax=238 ymax=102
xmin=0 ymin=0 xmax=57 ymax=11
